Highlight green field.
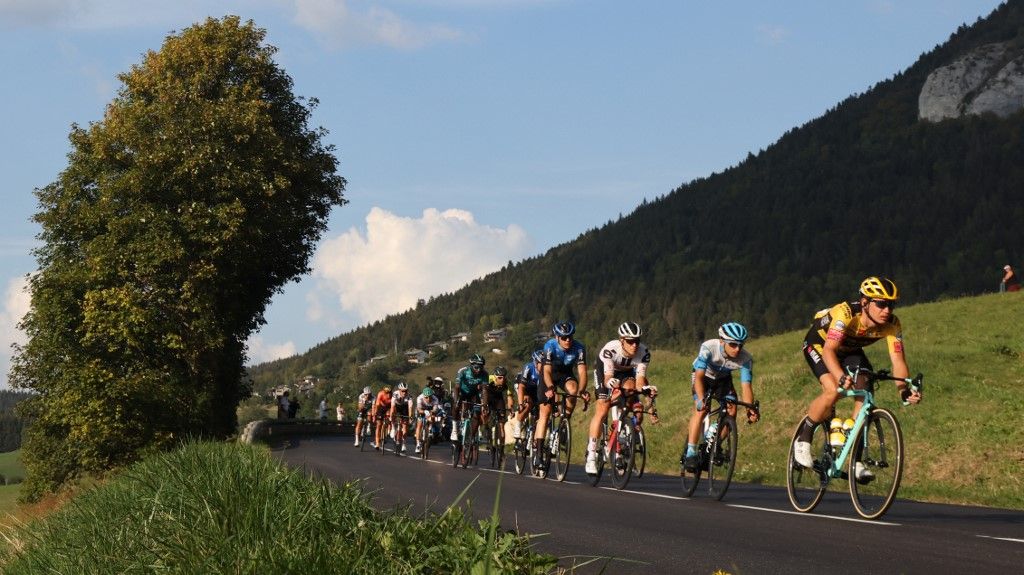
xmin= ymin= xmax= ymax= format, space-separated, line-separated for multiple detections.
xmin=0 ymin=451 xmax=24 ymax=514
xmin=404 ymin=292 xmax=1024 ymax=509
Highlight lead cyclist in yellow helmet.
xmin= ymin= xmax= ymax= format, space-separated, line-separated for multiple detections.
xmin=793 ymin=277 xmax=922 ymax=481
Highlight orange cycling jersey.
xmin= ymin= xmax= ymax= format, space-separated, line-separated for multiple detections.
xmin=373 ymin=390 xmax=392 ymax=413
xmin=804 ymin=301 xmax=904 ymax=356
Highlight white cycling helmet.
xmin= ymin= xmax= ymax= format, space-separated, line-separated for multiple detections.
xmin=397 ymin=382 xmax=408 ymax=391
xmin=362 ymin=386 xmax=371 ymax=394
xmin=618 ymin=322 xmax=642 ymax=339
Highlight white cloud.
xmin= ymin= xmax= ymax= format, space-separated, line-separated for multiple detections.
xmin=310 ymin=206 xmax=532 ymax=327
xmin=758 ymin=24 xmax=789 ymax=46
xmin=246 ymin=335 xmax=298 ymax=364
xmin=292 ymin=0 xmax=468 ymax=50
xmin=0 ymin=275 xmax=32 ymax=389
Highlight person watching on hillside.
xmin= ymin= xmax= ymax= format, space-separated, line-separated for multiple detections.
xmin=1001 ymin=264 xmax=1020 ymax=292
xmin=586 ymin=322 xmax=657 ymax=475
xmin=793 ymin=277 xmax=922 ymax=482
xmin=534 ymin=321 xmax=588 ymax=462
xmin=512 ymin=350 xmax=543 ymax=439
xmin=354 ymin=386 xmax=373 ymax=447
xmin=372 ymin=385 xmax=393 ymax=450
xmin=682 ymin=322 xmax=758 ymax=472
xmin=452 ymin=355 xmax=489 ymax=446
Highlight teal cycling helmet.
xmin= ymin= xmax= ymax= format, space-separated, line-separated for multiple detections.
xmin=718 ymin=322 xmax=748 ymax=343
xmin=423 ymin=387 xmax=434 ymax=397
xmin=469 ymin=354 xmax=485 ymax=367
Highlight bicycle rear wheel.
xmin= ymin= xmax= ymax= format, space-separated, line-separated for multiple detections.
xmin=849 ymin=408 xmax=904 ymax=520
xmin=633 ymin=428 xmax=647 ymax=478
xmin=786 ymin=419 xmax=828 ymax=513
xmin=553 ymin=417 xmax=572 ymax=481
xmin=708 ymin=417 xmax=737 ymax=500
xmin=590 ymin=422 xmax=607 ymax=486
xmin=359 ymin=421 xmax=368 ymax=452
xmin=610 ymin=421 xmax=636 ymax=490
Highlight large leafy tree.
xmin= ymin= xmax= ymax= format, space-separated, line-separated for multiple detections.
xmin=10 ymin=16 xmax=346 ymax=498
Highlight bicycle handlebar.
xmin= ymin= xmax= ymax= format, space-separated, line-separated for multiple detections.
xmin=844 ymin=367 xmax=924 ymax=406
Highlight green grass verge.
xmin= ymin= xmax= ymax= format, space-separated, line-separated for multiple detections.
xmin=0 ymin=441 xmax=557 ymax=574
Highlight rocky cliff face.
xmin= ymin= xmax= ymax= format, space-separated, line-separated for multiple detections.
xmin=919 ymin=42 xmax=1024 ymax=121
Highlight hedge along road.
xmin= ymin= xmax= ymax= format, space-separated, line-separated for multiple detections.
xmin=272 ymin=434 xmax=1024 ymax=574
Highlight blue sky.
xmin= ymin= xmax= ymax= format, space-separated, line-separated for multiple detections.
xmin=0 ymin=1 xmax=1005 ymax=385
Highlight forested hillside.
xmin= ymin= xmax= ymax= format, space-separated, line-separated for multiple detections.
xmin=251 ymin=1 xmax=1024 ymax=390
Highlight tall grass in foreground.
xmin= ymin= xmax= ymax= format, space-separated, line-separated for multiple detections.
xmin=0 ymin=441 xmax=557 ymax=574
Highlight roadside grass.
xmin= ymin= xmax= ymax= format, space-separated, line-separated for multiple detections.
xmin=0 ymin=441 xmax=558 ymax=574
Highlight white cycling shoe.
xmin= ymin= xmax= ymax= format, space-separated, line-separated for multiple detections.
xmin=854 ymin=461 xmax=876 ymax=483
xmin=584 ymin=451 xmax=598 ymax=475
xmin=793 ymin=441 xmax=814 ymax=468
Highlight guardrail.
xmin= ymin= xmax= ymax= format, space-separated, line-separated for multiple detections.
xmin=240 ymin=418 xmax=356 ymax=444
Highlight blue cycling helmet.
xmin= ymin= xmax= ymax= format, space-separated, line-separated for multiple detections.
xmin=552 ymin=321 xmax=576 ymax=337
xmin=718 ymin=322 xmax=748 ymax=343
xmin=531 ymin=349 xmax=544 ymax=363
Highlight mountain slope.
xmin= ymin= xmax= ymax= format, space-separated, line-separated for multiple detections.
xmin=251 ymin=1 xmax=1024 ymax=388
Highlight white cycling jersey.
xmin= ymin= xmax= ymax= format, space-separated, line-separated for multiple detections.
xmin=597 ymin=339 xmax=651 ymax=379
xmin=416 ymin=393 xmax=439 ymax=413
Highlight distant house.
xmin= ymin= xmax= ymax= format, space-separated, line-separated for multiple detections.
xmin=404 ymin=348 xmax=428 ymax=364
xmin=483 ymin=328 xmax=508 ymax=343
xmin=358 ymin=354 xmax=390 ymax=371
xmin=449 ymin=332 xmax=471 ymax=344
xmin=426 ymin=341 xmax=449 ymax=354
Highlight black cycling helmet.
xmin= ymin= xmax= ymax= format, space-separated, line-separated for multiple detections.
xmin=552 ymin=321 xmax=576 ymax=337
xmin=493 ymin=366 xmax=508 ymax=377
xmin=469 ymin=354 xmax=485 ymax=367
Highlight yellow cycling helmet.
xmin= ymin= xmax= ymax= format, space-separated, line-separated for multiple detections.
xmin=859 ymin=276 xmax=898 ymax=300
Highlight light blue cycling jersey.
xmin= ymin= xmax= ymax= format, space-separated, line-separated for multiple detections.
xmin=518 ymin=362 xmax=541 ymax=389
xmin=692 ymin=339 xmax=753 ymax=384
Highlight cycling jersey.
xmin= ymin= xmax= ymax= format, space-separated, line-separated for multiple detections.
xmin=804 ymin=301 xmax=903 ymax=356
xmin=373 ymin=390 xmax=392 ymax=416
xmin=594 ymin=339 xmax=651 ymax=382
xmin=542 ymin=337 xmax=586 ymax=376
xmin=454 ymin=365 xmax=488 ymax=404
xmin=391 ymin=390 xmax=411 ymax=410
xmin=415 ymin=393 xmax=439 ymax=414
xmin=693 ymin=339 xmax=753 ymax=384
xmin=484 ymin=381 xmax=512 ymax=411
xmin=518 ymin=362 xmax=541 ymax=392
xmin=357 ymin=392 xmax=373 ymax=414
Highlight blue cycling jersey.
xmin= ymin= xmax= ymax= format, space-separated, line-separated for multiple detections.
xmin=542 ymin=337 xmax=586 ymax=374
xmin=692 ymin=339 xmax=754 ymax=384
xmin=519 ymin=362 xmax=541 ymax=388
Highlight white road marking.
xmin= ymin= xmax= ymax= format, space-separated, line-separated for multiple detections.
xmin=727 ymin=504 xmax=901 ymax=525
xmin=977 ymin=535 xmax=1024 ymax=544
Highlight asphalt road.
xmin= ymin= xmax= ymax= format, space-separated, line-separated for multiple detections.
xmin=273 ymin=435 xmax=1024 ymax=574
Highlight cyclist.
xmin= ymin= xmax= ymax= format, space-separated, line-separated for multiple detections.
xmin=585 ymin=322 xmax=657 ymax=475
xmin=388 ymin=382 xmax=413 ymax=453
xmin=483 ymin=366 xmax=514 ymax=447
xmin=535 ymin=321 xmax=588 ymax=461
xmin=414 ymin=385 xmax=443 ymax=454
xmin=793 ymin=277 xmax=922 ymax=481
xmin=452 ymin=354 xmax=489 ymax=447
xmin=512 ymin=350 xmax=543 ymax=439
xmin=682 ymin=322 xmax=759 ymax=472
xmin=372 ymin=385 xmax=393 ymax=450
xmin=354 ymin=386 xmax=373 ymax=447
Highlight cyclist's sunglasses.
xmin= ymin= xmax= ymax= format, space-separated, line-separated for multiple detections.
xmin=622 ymin=338 xmax=639 ymax=345
xmin=725 ymin=342 xmax=743 ymax=349
xmin=870 ymin=299 xmax=897 ymax=310
xmin=557 ymin=334 xmax=573 ymax=341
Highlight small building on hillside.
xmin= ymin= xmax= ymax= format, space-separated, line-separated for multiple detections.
xmin=404 ymin=348 xmax=428 ymax=364
xmin=449 ymin=332 xmax=471 ymax=344
xmin=484 ymin=328 xmax=508 ymax=343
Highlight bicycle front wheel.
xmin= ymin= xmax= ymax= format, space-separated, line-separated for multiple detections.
xmin=786 ymin=419 xmax=828 ymax=513
xmin=634 ymin=428 xmax=647 ymax=478
xmin=610 ymin=422 xmax=636 ymax=490
xmin=680 ymin=443 xmax=701 ymax=497
xmin=708 ymin=417 xmax=737 ymax=500
xmin=553 ymin=418 xmax=572 ymax=481
xmin=849 ymin=408 xmax=904 ymax=520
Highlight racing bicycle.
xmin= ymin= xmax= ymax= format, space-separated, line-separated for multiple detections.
xmin=680 ymin=389 xmax=760 ymax=501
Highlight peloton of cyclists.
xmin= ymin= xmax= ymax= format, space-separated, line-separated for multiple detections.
xmin=354 ymin=386 xmax=373 ymax=447
xmin=585 ymin=322 xmax=658 ymax=475
xmin=535 ymin=321 xmax=588 ymax=463
xmin=512 ymin=350 xmax=543 ymax=439
xmin=793 ymin=276 xmax=922 ymax=481
xmin=682 ymin=322 xmax=760 ymax=472
xmin=452 ymin=354 xmax=489 ymax=447
xmin=388 ymin=382 xmax=413 ymax=454
xmin=483 ymin=366 xmax=515 ymax=446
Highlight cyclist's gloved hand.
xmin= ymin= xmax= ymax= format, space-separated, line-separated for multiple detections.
xmin=900 ymin=386 xmax=922 ymax=405
xmin=641 ymin=385 xmax=658 ymax=397
xmin=607 ymin=377 xmax=620 ymax=389
xmin=544 ymin=387 xmax=554 ymax=400
xmin=746 ymin=408 xmax=760 ymax=424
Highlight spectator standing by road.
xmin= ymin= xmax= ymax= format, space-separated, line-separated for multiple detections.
xmin=278 ymin=391 xmax=290 ymax=420
xmin=288 ymin=397 xmax=300 ymax=419
xmin=336 ymin=402 xmax=346 ymax=421
xmin=319 ymin=398 xmax=328 ymax=420
xmin=1001 ymin=265 xmax=1020 ymax=292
